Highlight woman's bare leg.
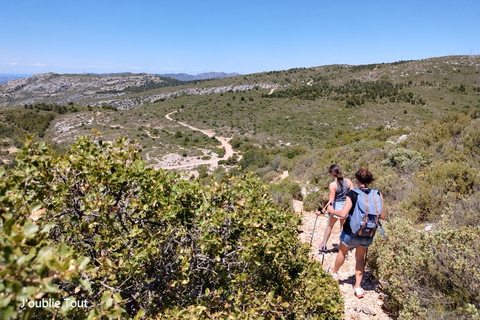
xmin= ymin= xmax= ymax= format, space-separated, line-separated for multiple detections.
xmin=332 ymin=242 xmax=350 ymax=274
xmin=354 ymin=246 xmax=368 ymax=288
xmin=339 ymin=218 xmax=345 ymax=233
xmin=324 ymin=215 xmax=338 ymax=245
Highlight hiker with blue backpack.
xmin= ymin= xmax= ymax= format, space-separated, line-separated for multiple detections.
xmin=326 ymin=167 xmax=386 ymax=299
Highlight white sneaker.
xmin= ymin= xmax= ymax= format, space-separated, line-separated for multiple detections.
xmin=327 ymin=267 xmax=338 ymax=281
xmin=354 ymin=287 xmax=364 ymax=298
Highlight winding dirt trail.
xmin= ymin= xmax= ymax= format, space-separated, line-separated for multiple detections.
xmin=161 ymin=110 xmax=236 ymax=169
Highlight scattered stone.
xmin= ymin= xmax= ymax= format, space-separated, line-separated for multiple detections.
xmin=352 ymin=305 xmax=377 ymax=316
xmin=396 ymin=134 xmax=409 ymax=143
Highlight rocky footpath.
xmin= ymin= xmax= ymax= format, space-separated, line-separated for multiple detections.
xmin=299 ymin=209 xmax=395 ymax=320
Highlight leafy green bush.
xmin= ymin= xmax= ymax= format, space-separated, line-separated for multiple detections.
xmin=403 ymin=161 xmax=479 ymax=221
xmin=225 ymin=153 xmax=239 ymax=165
xmin=443 ymin=194 xmax=480 ymax=229
xmin=382 ymin=147 xmax=426 ymax=172
xmin=368 ymin=217 xmax=480 ymax=319
xmin=1 ymin=137 xmax=343 ymax=319
xmin=271 ymin=180 xmax=303 ymax=202
xmin=284 ymin=146 xmax=306 ymax=159
xmin=238 ymin=149 xmax=270 ymax=170
xmin=0 ymin=141 xmax=127 ymax=319
xmin=4 ymin=110 xmax=55 ymax=138
xmin=303 ymin=191 xmax=328 ymax=212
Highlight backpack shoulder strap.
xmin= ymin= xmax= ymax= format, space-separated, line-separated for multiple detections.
xmin=352 ymin=188 xmax=363 ymax=195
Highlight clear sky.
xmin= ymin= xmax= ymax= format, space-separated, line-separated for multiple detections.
xmin=1 ymin=0 xmax=479 ymax=75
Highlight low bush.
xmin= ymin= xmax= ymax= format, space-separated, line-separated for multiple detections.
xmin=368 ymin=217 xmax=480 ymax=319
xmin=382 ymin=147 xmax=426 ymax=172
xmin=1 ymin=137 xmax=343 ymax=319
xmin=403 ymin=161 xmax=479 ymax=221
xmin=271 ymin=180 xmax=303 ymax=202
xmin=238 ymin=148 xmax=271 ymax=170
xmin=303 ymin=191 xmax=328 ymax=212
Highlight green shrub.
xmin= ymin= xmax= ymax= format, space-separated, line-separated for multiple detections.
xmin=262 ymin=171 xmax=280 ymax=183
xmin=303 ymin=191 xmax=328 ymax=212
xmin=238 ymin=149 xmax=270 ymax=170
xmin=368 ymin=217 xmax=480 ymax=319
xmin=4 ymin=110 xmax=55 ymax=137
xmin=382 ymin=147 xmax=426 ymax=172
xmin=443 ymin=194 xmax=480 ymax=229
xmin=270 ymin=190 xmax=293 ymax=211
xmin=1 ymin=137 xmax=343 ymax=319
xmin=0 ymin=141 xmax=127 ymax=319
xmin=371 ymin=166 xmax=409 ymax=203
xmin=271 ymin=181 xmax=303 ymax=201
xmin=284 ymin=146 xmax=306 ymax=159
xmin=225 ymin=153 xmax=239 ymax=165
xmin=403 ymin=161 xmax=479 ymax=221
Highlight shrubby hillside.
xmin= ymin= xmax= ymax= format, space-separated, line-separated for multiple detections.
xmin=0 ymin=136 xmax=342 ymax=319
xmin=1 ymin=55 xmax=479 ymax=168
xmin=246 ymin=110 xmax=480 ymax=319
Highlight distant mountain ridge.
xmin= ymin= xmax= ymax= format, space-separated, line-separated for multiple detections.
xmin=158 ymin=72 xmax=241 ymax=81
xmin=2 ymin=56 xmax=480 ymax=108
xmin=0 ymin=72 xmax=178 ymax=106
xmin=0 ymin=71 xmax=239 ymax=85
xmin=0 ymin=74 xmax=31 ymax=85
xmin=0 ymin=71 xmax=240 ymax=106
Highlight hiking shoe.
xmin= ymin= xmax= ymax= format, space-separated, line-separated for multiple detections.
xmin=332 ymin=243 xmax=340 ymax=250
xmin=327 ymin=267 xmax=338 ymax=281
xmin=354 ymin=287 xmax=364 ymax=299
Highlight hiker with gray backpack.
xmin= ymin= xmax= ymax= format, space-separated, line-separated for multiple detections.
xmin=316 ymin=164 xmax=354 ymax=252
xmin=325 ymin=167 xmax=386 ymax=299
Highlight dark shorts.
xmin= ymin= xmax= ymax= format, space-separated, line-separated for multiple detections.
xmin=340 ymin=231 xmax=374 ymax=248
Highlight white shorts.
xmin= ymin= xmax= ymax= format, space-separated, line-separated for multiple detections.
xmin=330 ymin=200 xmax=346 ymax=220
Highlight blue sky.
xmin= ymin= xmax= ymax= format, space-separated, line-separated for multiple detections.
xmin=1 ymin=0 xmax=479 ymax=75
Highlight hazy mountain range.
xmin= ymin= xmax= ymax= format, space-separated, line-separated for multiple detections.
xmin=157 ymin=72 xmax=241 ymax=81
xmin=0 ymin=74 xmax=31 ymax=84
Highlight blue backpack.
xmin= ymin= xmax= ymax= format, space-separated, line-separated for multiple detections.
xmin=349 ymin=189 xmax=383 ymax=238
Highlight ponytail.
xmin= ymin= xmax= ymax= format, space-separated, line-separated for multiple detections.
xmin=329 ymin=164 xmax=344 ymax=188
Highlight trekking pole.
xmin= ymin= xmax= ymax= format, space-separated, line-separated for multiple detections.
xmin=309 ymin=216 xmax=318 ymax=246
xmin=321 ymin=212 xmax=330 ymax=265
xmin=309 ymin=203 xmax=328 ymax=246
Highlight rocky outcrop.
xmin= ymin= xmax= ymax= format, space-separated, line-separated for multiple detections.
xmin=0 ymin=73 xmax=166 ymax=106
xmin=90 ymin=83 xmax=282 ymax=110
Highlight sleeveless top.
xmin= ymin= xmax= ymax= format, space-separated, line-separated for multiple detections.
xmin=334 ymin=179 xmax=349 ymax=202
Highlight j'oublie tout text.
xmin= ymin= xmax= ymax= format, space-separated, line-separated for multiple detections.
xmin=21 ymin=298 xmax=89 ymax=309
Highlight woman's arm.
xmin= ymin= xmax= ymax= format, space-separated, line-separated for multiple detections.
xmin=327 ymin=196 xmax=352 ymax=218
xmin=328 ymin=182 xmax=336 ymax=205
